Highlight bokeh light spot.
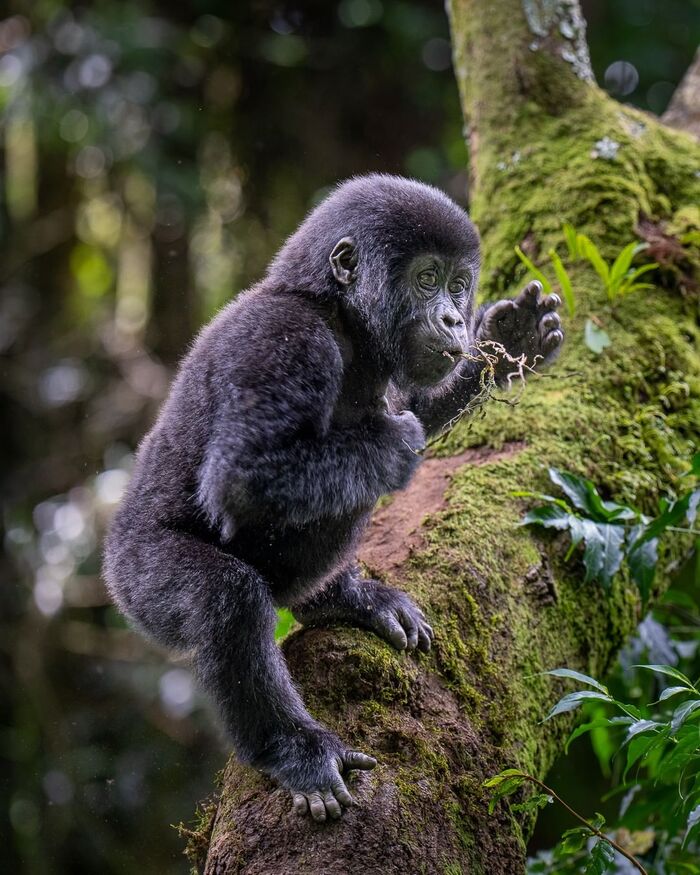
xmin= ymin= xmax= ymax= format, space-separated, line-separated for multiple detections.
xmin=604 ymin=60 xmax=639 ymax=96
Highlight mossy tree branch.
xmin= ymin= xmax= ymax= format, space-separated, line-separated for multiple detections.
xmin=199 ymin=3 xmax=700 ymax=872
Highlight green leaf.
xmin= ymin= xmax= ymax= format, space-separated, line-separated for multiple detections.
xmin=657 ymin=686 xmax=690 ymax=702
xmin=548 ymin=248 xmax=576 ymax=316
xmin=609 ymin=241 xmax=642 ymax=290
xmin=543 ymin=690 xmax=612 ymax=722
xmin=585 ymin=491 xmax=632 ymax=523
xmin=671 ymin=699 xmax=700 ymax=735
xmin=690 ymin=453 xmax=700 ymax=478
xmin=512 ymin=490 xmax=574 ymax=513
xmin=559 ymin=826 xmax=590 ymax=854
xmin=656 ymin=723 xmax=697 ymax=773
xmin=584 ymin=318 xmax=612 ymax=354
xmin=483 ymin=768 xmax=524 ymax=788
xmin=511 ymin=793 xmax=553 ymax=815
xmin=626 ymin=525 xmax=658 ymax=604
xmin=514 ymin=245 xmax=552 ymax=292
xmin=578 ymin=235 xmax=611 ymax=289
xmin=487 ymin=775 xmax=525 ymax=813
xmin=543 ymin=668 xmax=609 ymax=694
xmin=684 ymin=804 xmax=700 ymax=846
xmin=545 ymin=471 xmax=634 ymax=525
xmin=622 ymin=282 xmax=655 ymax=293
xmin=634 ymin=664 xmax=695 ymax=689
xmin=567 ymin=516 xmax=590 ymax=552
xmin=581 ymin=521 xmax=625 ymax=588
xmin=584 ymin=839 xmax=615 ymax=875
xmin=623 ymin=732 xmax=664 ymax=781
xmin=622 ymin=261 xmax=657 ymax=285
xmin=631 ymin=493 xmax=694 ymax=546
xmin=563 ymin=223 xmax=580 ymax=260
xmin=564 ymin=715 xmax=632 ymax=755
xmin=600 ymin=499 xmax=638 ymax=521
xmin=274 ymin=608 xmax=296 ymax=641
xmin=623 ymin=719 xmax=663 ymax=744
xmin=590 ymin=813 xmax=606 ymax=831
xmin=548 ymin=468 xmax=595 ymax=514
xmin=521 ymin=505 xmax=576 ymax=530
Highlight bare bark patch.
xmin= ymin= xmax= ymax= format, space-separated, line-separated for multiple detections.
xmin=360 ymin=441 xmax=526 ymax=576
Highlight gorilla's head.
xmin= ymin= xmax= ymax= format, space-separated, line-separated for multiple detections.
xmin=267 ymin=174 xmax=481 ymax=389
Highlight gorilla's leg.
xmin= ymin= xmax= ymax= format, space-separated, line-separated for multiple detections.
xmin=295 ymin=565 xmax=433 ymax=653
xmin=105 ymin=528 xmax=375 ymax=820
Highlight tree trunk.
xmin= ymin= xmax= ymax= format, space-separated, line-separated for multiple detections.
xmin=662 ymin=47 xmax=700 ymax=140
xmin=199 ymin=3 xmax=700 ymax=872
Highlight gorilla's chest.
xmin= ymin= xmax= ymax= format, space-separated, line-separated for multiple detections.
xmin=331 ymin=356 xmax=387 ymax=428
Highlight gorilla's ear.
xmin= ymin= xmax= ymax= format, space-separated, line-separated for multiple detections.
xmin=329 ymin=237 xmax=358 ymax=286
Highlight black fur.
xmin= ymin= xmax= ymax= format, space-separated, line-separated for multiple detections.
xmin=103 ymin=174 xmax=563 ymax=821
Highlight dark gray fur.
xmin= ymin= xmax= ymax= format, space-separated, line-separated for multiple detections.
xmin=103 ymin=174 xmax=563 ymax=822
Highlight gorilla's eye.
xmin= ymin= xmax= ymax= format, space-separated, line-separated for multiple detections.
xmin=417 ymin=269 xmax=439 ymax=290
xmin=448 ymin=276 xmax=469 ymax=295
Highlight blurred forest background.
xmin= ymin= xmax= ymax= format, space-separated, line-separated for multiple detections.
xmin=0 ymin=1 xmax=698 ymax=873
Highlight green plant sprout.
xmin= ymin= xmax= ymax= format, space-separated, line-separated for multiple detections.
xmin=563 ymin=223 xmax=659 ymax=302
xmin=514 ymin=225 xmax=660 ymax=355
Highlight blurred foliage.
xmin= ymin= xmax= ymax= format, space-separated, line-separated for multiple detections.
xmin=530 ymin=549 xmax=700 ymax=871
xmin=0 ymin=1 xmax=698 ymax=873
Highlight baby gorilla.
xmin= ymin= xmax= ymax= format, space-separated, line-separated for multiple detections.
xmin=104 ymin=175 xmax=563 ymax=822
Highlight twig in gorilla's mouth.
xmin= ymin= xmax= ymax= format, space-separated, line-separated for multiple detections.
xmin=425 ymin=345 xmax=457 ymax=362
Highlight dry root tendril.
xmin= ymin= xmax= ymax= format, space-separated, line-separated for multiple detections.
xmin=423 ymin=340 xmax=576 ymax=452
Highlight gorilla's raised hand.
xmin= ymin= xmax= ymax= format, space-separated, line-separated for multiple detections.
xmin=476 ymin=280 xmax=564 ymax=382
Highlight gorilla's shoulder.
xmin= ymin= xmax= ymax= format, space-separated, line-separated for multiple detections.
xmin=184 ymin=285 xmax=343 ymax=390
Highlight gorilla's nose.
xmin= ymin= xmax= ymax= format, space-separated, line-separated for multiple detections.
xmin=441 ymin=311 xmax=464 ymax=329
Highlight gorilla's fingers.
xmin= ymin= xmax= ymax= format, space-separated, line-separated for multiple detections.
xmin=417 ymin=622 xmax=432 ymax=653
xmin=308 ymin=792 xmax=327 ymax=822
xmin=323 ymin=790 xmax=342 ymax=820
xmin=540 ymin=312 xmax=561 ymax=332
xmin=543 ymin=293 xmax=561 ymax=310
xmin=293 ymin=793 xmax=309 ymax=816
xmin=342 ymin=750 xmax=377 ymax=771
xmin=380 ymin=613 xmax=408 ymax=650
xmin=515 ymin=280 xmax=542 ymax=307
xmin=331 ymin=776 xmax=354 ymax=808
xmin=543 ymin=329 xmax=564 ymax=354
xmin=399 ymin=608 xmax=419 ymax=650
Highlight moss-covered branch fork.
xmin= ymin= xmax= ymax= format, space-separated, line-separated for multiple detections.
xmin=200 ymin=1 xmax=700 ymax=871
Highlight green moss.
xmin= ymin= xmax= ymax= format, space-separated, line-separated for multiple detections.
xmin=360 ymin=699 xmax=388 ymax=723
xmin=175 ymin=796 xmax=219 ymax=875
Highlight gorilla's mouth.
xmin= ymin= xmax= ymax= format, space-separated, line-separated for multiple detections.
xmin=425 ymin=344 xmax=464 ymax=362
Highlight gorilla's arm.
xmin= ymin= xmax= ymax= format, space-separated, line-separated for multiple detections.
xmin=394 ymin=281 xmax=564 ymax=437
xmin=197 ymin=313 xmax=424 ymax=536
xmin=389 ymin=356 xmax=485 ymax=438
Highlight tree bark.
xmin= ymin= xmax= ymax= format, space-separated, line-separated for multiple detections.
xmin=198 ymin=3 xmax=700 ymax=872
xmin=662 ymin=47 xmax=700 ymax=140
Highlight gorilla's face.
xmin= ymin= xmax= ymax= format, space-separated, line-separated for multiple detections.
xmin=329 ymin=236 xmax=477 ymax=390
xmin=395 ymin=253 xmax=474 ymax=388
